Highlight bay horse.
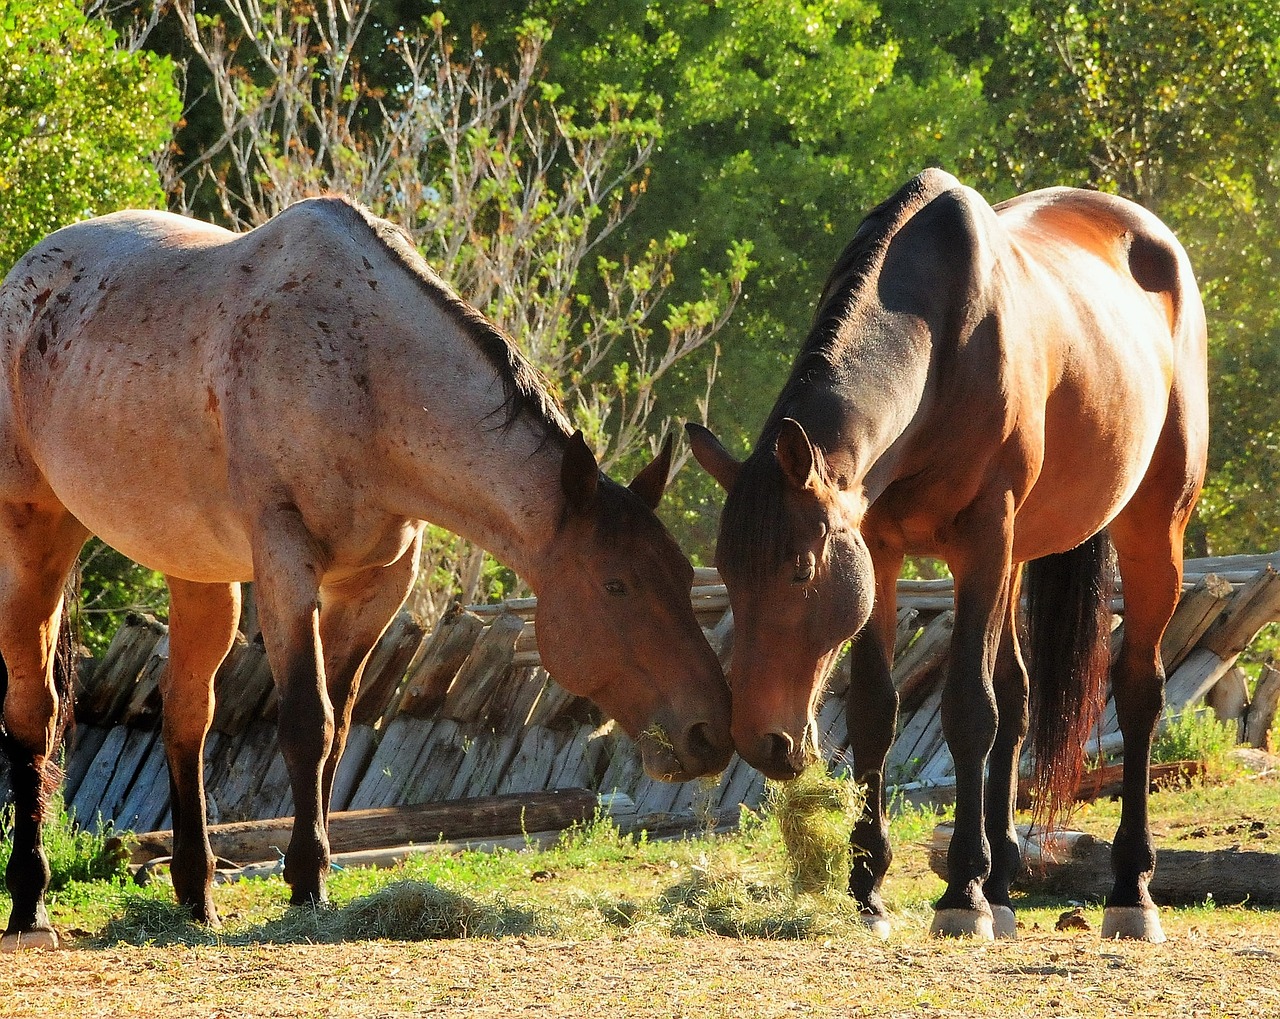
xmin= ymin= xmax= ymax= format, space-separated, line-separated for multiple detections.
xmin=689 ymin=169 xmax=1207 ymax=942
xmin=0 ymin=196 xmax=733 ymax=949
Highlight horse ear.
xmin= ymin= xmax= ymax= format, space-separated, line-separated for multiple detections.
xmin=629 ymin=433 xmax=673 ymax=511
xmin=561 ymin=430 xmax=600 ymax=514
xmin=685 ymin=422 xmax=742 ymax=493
xmin=774 ymin=418 xmax=819 ymax=491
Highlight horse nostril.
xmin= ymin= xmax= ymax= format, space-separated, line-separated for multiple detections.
xmin=685 ymin=721 xmax=718 ymax=763
xmin=764 ymin=731 xmax=795 ymax=771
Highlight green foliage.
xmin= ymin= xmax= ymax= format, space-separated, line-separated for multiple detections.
xmin=0 ymin=793 xmax=133 ymax=893
xmin=75 ymin=540 xmax=169 ymax=656
xmin=0 ymin=0 xmax=180 ymax=273
xmin=1152 ymin=706 xmax=1238 ymax=767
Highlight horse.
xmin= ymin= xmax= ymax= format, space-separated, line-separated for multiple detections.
xmin=0 ymin=195 xmax=733 ymax=949
xmin=688 ymin=168 xmax=1207 ymax=942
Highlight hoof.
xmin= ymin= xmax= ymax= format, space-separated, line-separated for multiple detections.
xmin=991 ymin=905 xmax=1017 ymax=940
xmin=1 ymin=928 xmax=59 ymax=952
xmin=930 ymin=908 xmax=994 ymax=940
xmin=1102 ymin=906 xmax=1166 ymax=943
xmin=861 ymin=913 xmax=891 ymax=940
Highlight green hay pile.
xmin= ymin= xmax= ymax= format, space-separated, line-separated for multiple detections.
xmin=768 ymin=766 xmax=865 ymax=895
xmin=101 ymin=880 xmax=547 ymax=945
xmin=336 ymin=880 xmax=543 ymax=940
xmin=660 ymin=857 xmax=869 ymax=940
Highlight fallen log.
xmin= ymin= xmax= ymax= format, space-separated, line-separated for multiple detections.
xmin=929 ymin=823 xmax=1280 ymax=905
xmin=130 ymin=788 xmax=599 ymax=868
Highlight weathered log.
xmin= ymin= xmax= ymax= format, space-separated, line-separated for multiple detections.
xmin=892 ymin=610 xmax=953 ymax=712
xmin=1205 ymin=666 xmax=1250 ymax=741
xmin=1158 ymin=572 xmax=1234 ymax=673
xmin=1245 ymin=663 xmax=1280 ymax=750
xmin=438 ymin=612 xmax=523 ymax=722
xmin=131 ymin=788 xmax=600 ymax=867
xmin=351 ymin=610 xmax=424 ymax=726
xmin=930 ymin=825 xmax=1280 ymax=906
xmin=393 ymin=607 xmax=486 ymax=719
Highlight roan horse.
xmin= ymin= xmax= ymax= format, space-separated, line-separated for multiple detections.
xmin=0 ymin=196 xmax=733 ymax=949
xmin=689 ymin=169 xmax=1207 ymax=942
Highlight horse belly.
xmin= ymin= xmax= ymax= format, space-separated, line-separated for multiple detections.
xmin=19 ymin=351 xmax=254 ymax=582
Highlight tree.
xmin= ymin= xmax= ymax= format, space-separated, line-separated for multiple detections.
xmin=1 ymin=0 xmax=182 ymax=651
xmin=438 ymin=0 xmax=997 ymax=556
xmin=988 ymin=0 xmax=1280 ymax=553
xmin=168 ymin=0 xmax=749 ymax=613
xmin=0 ymin=0 xmax=181 ymax=271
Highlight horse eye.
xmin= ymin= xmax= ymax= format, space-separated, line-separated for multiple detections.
xmin=604 ymin=579 xmax=627 ymax=596
xmin=792 ymin=555 xmax=816 ymax=584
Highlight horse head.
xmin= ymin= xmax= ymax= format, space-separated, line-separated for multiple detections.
xmin=534 ymin=432 xmax=734 ymax=782
xmin=688 ymin=418 xmax=874 ymax=780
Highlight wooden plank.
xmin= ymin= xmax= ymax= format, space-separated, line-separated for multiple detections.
xmin=1159 ymin=573 xmax=1234 ymax=673
xmin=885 ymin=686 xmax=943 ymax=783
xmin=86 ymin=727 xmax=159 ymax=832
xmin=211 ymin=636 xmax=276 ymax=736
xmin=1205 ymin=666 xmax=1250 ymax=741
xmin=78 ymin=618 xmax=167 ymax=726
xmin=596 ymin=731 xmax=645 ymax=799
xmin=496 ymin=726 xmax=567 ymax=795
xmin=113 ymin=736 xmax=172 ymax=834
xmin=120 ymin=642 xmax=168 ymax=728
xmin=351 ymin=611 xmax=425 ymax=726
xmin=444 ymin=731 xmax=517 ymax=801
xmin=1245 ymin=663 xmax=1280 ymax=749
xmin=62 ymin=724 xmax=110 ymax=804
xmin=439 ymin=613 xmax=523 ymax=723
xmin=328 ymin=724 xmax=379 ymax=813
xmin=206 ymin=721 xmax=278 ymax=822
xmin=347 ymin=715 xmax=437 ymax=810
xmin=545 ymin=726 xmax=601 ymax=791
xmin=398 ymin=719 xmax=470 ymax=803
xmin=892 ymin=611 xmax=952 ymax=712
xmin=394 ymin=608 xmax=486 ymax=719
xmin=1199 ymin=565 xmax=1280 ymax=659
xmin=69 ymin=725 xmax=130 ymax=829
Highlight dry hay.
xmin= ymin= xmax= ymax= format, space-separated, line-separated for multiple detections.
xmin=767 ymin=765 xmax=865 ymax=894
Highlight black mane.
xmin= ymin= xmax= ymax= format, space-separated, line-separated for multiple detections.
xmin=717 ymin=170 xmax=956 ymax=582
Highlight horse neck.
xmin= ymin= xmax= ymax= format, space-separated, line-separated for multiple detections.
xmin=369 ymin=312 xmax=572 ymax=591
xmin=773 ymin=319 xmax=933 ymax=502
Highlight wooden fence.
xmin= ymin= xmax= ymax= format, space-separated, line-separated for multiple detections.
xmin=21 ymin=552 xmax=1280 ymax=835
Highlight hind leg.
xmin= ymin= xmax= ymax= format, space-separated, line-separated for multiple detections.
xmin=316 ymin=530 xmax=420 ymax=817
xmin=1102 ymin=520 xmax=1181 ymax=943
xmin=1101 ymin=385 xmax=1202 ymax=942
xmin=249 ymin=508 xmax=332 ymax=905
xmin=0 ymin=505 xmax=86 ymax=951
xmin=982 ymin=585 xmax=1029 ymax=940
xmin=161 ymin=578 xmax=240 ymax=924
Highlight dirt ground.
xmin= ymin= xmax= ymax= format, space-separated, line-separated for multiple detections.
xmin=3 ymin=915 xmax=1278 ymax=1019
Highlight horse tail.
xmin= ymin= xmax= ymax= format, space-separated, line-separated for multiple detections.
xmin=1024 ymin=531 xmax=1114 ymax=832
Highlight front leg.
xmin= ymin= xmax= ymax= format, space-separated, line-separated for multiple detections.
xmin=317 ymin=529 xmax=421 ymax=817
xmin=251 ymin=508 xmax=332 ymax=906
xmin=844 ymin=623 xmax=898 ymax=937
xmin=931 ymin=496 xmax=1016 ymax=939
